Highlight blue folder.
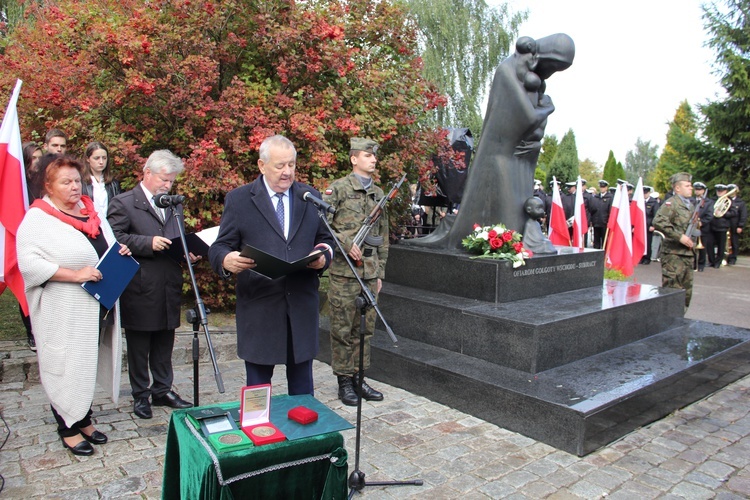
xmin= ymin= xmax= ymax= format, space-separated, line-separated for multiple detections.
xmin=81 ymin=243 xmax=140 ymax=310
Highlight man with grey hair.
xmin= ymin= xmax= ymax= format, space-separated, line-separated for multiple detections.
xmin=109 ymin=150 xmax=196 ymax=419
xmin=209 ymin=135 xmax=333 ymax=395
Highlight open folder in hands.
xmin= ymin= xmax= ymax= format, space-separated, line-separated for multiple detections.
xmin=240 ymin=245 xmax=324 ymax=280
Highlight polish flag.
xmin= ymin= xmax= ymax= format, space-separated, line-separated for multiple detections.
xmin=0 ymin=80 xmax=29 ymax=314
xmin=548 ymin=177 xmax=570 ymax=246
xmin=630 ymin=177 xmax=647 ymax=266
xmin=572 ymin=176 xmax=588 ymax=248
xmin=605 ymin=183 xmax=633 ymax=276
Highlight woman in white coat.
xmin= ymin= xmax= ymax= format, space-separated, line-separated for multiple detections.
xmin=17 ymin=156 xmax=130 ymax=456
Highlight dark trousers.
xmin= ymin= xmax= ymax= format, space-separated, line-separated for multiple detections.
xmin=728 ymin=229 xmax=740 ymax=263
xmin=243 ymin=318 xmax=314 ymax=396
xmin=18 ymin=304 xmax=32 ymax=340
xmin=51 ymin=405 xmax=92 ymax=438
xmin=593 ymin=226 xmax=606 ymax=249
xmin=709 ymin=230 xmax=728 ymax=266
xmin=125 ymin=328 xmax=175 ymax=400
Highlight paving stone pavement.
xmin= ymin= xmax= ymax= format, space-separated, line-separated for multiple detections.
xmin=2 ymin=257 xmax=750 ymax=499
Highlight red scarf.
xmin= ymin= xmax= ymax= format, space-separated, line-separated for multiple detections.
xmin=31 ymin=195 xmax=102 ymax=238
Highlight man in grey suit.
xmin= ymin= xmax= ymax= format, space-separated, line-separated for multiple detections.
xmin=108 ymin=150 xmax=195 ymax=419
xmin=209 ymin=135 xmax=333 ymax=395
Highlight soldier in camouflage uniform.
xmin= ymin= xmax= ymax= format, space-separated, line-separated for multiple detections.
xmin=323 ymin=138 xmax=388 ymax=406
xmin=652 ymin=172 xmax=696 ymax=308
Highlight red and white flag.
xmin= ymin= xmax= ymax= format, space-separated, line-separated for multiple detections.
xmin=572 ymin=176 xmax=588 ymax=248
xmin=548 ymin=176 xmax=570 ymax=246
xmin=0 ymin=79 xmax=29 ymax=314
xmin=630 ymin=177 xmax=647 ymax=266
xmin=605 ymin=183 xmax=633 ymax=276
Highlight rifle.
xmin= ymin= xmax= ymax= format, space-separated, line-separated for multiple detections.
xmin=351 ymin=173 xmax=407 ymax=267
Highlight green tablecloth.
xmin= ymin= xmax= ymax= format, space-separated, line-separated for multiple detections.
xmin=162 ymin=397 xmax=349 ymax=500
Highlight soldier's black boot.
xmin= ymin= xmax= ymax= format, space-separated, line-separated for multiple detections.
xmin=353 ymin=372 xmax=384 ymax=401
xmin=337 ymin=375 xmax=359 ymax=406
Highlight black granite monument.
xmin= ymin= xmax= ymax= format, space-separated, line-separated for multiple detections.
xmin=319 ymin=34 xmax=750 ymax=456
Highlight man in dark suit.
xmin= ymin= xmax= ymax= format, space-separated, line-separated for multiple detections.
xmin=108 ymin=150 xmax=195 ymax=419
xmin=209 ymin=135 xmax=333 ymax=395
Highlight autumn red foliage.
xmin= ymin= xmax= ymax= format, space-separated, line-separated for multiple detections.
xmin=0 ymin=0 xmax=449 ymax=309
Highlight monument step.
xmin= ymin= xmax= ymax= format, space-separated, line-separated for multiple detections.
xmin=379 ymin=279 xmax=685 ymax=373
xmin=317 ymin=319 xmax=750 ymax=456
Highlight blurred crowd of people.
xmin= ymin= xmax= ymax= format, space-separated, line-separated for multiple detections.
xmin=527 ymin=177 xmax=746 ymax=269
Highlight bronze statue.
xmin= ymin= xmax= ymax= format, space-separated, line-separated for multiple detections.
xmin=409 ymin=34 xmax=575 ymax=250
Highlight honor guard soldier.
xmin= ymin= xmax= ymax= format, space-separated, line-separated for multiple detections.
xmin=653 ymin=172 xmax=696 ymax=308
xmin=323 ymin=138 xmax=388 ymax=406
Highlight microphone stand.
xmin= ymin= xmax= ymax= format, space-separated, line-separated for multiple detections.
xmin=166 ymin=203 xmax=225 ymax=401
xmin=314 ymin=209 xmax=422 ymax=497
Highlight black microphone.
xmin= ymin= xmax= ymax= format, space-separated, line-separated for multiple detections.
xmin=300 ymin=190 xmax=335 ymax=214
xmin=153 ymin=194 xmax=185 ymax=208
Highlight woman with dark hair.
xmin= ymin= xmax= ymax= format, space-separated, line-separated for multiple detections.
xmin=82 ymin=142 xmax=121 ymax=217
xmin=22 ymin=141 xmax=43 ymax=201
xmin=19 ymin=142 xmax=44 ymax=350
xmin=16 ymin=156 xmax=130 ymax=456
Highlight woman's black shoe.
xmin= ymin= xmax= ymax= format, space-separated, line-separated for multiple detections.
xmin=62 ymin=437 xmax=94 ymax=456
xmin=81 ymin=430 xmax=108 ymax=445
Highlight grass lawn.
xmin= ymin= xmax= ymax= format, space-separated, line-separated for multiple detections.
xmin=0 ymin=291 xmax=26 ymax=341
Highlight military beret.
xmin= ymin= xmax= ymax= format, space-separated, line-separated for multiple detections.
xmin=715 ymin=183 xmax=727 ymax=191
xmin=693 ymin=182 xmax=707 ymax=190
xmin=598 ymin=180 xmax=609 ymax=187
xmin=350 ymin=137 xmax=379 ymax=154
xmin=670 ymin=172 xmax=692 ymax=186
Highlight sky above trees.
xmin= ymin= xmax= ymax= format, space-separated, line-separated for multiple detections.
xmin=499 ymin=0 xmax=724 ymax=166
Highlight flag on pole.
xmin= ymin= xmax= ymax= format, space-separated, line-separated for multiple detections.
xmin=605 ymin=183 xmax=634 ymax=276
xmin=0 ymin=79 xmax=29 ymax=314
xmin=548 ymin=176 xmax=570 ymax=246
xmin=630 ymin=177 xmax=647 ymax=266
xmin=572 ymin=176 xmax=588 ymax=248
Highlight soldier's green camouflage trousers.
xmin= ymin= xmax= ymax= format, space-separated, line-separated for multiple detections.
xmin=660 ymin=252 xmax=694 ymax=307
xmin=328 ymin=273 xmax=378 ymax=376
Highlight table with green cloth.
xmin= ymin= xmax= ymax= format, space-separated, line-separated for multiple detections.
xmin=162 ymin=395 xmax=349 ymax=500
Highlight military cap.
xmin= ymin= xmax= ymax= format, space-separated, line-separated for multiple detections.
xmin=669 ymin=172 xmax=692 ymax=186
xmin=350 ymin=137 xmax=378 ymax=154
xmin=564 ymin=181 xmax=577 ymax=187
xmin=549 ymin=180 xmax=556 ymax=187
xmin=626 ymin=183 xmax=634 ymax=190
xmin=609 ymin=187 xmax=617 ymax=193
xmin=727 ymin=183 xmax=738 ymax=190
xmin=715 ymin=183 xmax=728 ymax=191
xmin=534 ymin=179 xmax=542 ymax=186
xmin=693 ymin=182 xmax=707 ymax=190
xmin=616 ymin=179 xmax=627 ymax=185
xmin=643 ymin=185 xmax=652 ymax=193
xmin=598 ymin=180 xmax=609 ymax=187
xmin=581 ymin=179 xmax=587 ymax=185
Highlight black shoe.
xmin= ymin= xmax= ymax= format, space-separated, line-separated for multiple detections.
xmin=337 ymin=376 xmax=359 ymax=406
xmin=152 ymin=391 xmax=193 ymax=409
xmin=134 ymin=397 xmax=152 ymax=419
xmin=28 ymin=336 xmax=36 ymax=352
xmin=81 ymin=430 xmax=108 ymax=445
xmin=353 ymin=373 xmax=384 ymax=401
xmin=698 ymin=266 xmax=704 ymax=272
xmin=61 ymin=436 xmax=94 ymax=456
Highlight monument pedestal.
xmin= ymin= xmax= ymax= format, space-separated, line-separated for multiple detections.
xmin=318 ymin=245 xmax=750 ymax=456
